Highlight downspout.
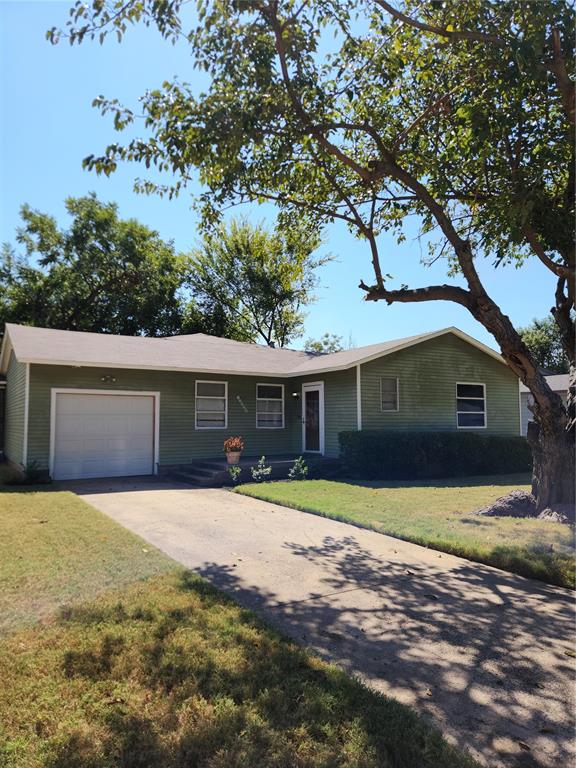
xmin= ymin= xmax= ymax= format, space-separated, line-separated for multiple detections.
xmin=356 ymin=364 xmax=362 ymax=431
xmin=23 ymin=362 xmax=30 ymax=466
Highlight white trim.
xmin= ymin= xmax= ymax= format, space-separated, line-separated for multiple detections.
xmin=301 ymin=381 xmax=325 ymax=454
xmin=356 ymin=364 xmax=362 ymax=431
xmin=456 ymin=381 xmax=487 ymax=429
xmin=255 ymin=382 xmax=285 ymax=429
xmin=22 ymin=363 xmax=30 ymax=465
xmin=49 ymin=388 xmax=160 ymax=479
xmin=380 ymin=375 xmax=400 ymax=412
xmin=518 ymin=383 xmax=523 ymax=436
xmin=5 ymin=326 xmax=508 ymax=377
xmin=0 ymin=329 xmax=13 ymax=375
xmin=195 ymin=379 xmax=228 ymax=430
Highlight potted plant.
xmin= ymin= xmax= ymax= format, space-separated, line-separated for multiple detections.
xmin=223 ymin=436 xmax=244 ymax=465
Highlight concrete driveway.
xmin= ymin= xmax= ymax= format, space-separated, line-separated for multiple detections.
xmin=70 ymin=477 xmax=575 ymax=768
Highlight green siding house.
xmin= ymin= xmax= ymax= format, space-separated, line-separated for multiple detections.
xmin=0 ymin=323 xmax=520 ymax=480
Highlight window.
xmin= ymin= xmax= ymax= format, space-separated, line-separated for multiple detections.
xmin=456 ymin=383 xmax=486 ymax=428
xmin=256 ymin=383 xmax=284 ymax=428
xmin=195 ymin=381 xmax=227 ymax=429
xmin=380 ymin=377 xmax=399 ymax=412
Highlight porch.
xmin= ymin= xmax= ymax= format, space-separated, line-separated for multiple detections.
xmin=161 ymin=454 xmax=343 ymax=487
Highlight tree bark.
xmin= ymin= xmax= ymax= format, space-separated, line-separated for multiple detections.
xmin=527 ymin=384 xmax=575 ymax=512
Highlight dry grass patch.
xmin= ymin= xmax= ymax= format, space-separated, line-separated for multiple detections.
xmin=0 ymin=489 xmax=173 ymax=634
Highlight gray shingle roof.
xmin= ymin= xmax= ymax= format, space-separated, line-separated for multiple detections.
xmin=519 ymin=373 xmax=569 ymax=393
xmin=1 ymin=323 xmax=504 ymax=377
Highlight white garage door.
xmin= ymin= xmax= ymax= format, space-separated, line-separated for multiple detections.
xmin=53 ymin=392 xmax=155 ymax=480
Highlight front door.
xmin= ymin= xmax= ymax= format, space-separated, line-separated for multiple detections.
xmin=302 ymin=382 xmax=324 ymax=454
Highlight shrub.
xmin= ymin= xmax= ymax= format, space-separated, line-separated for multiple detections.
xmin=338 ymin=430 xmax=532 ymax=480
xmin=4 ymin=460 xmax=50 ymax=485
xmin=250 ymin=456 xmax=272 ymax=482
xmin=227 ymin=465 xmax=242 ymax=484
xmin=288 ymin=456 xmax=309 ymax=481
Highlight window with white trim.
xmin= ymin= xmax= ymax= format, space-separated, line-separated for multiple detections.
xmin=380 ymin=377 xmax=399 ymax=412
xmin=456 ymin=383 xmax=486 ymax=428
xmin=195 ymin=381 xmax=227 ymax=429
xmin=256 ymin=384 xmax=284 ymax=428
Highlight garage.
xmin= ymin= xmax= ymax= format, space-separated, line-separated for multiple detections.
xmin=51 ymin=390 xmax=157 ymax=480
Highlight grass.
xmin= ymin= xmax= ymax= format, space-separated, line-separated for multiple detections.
xmin=0 ymin=488 xmax=477 ymax=768
xmin=0 ymin=489 xmax=173 ymax=635
xmin=237 ymin=475 xmax=575 ymax=589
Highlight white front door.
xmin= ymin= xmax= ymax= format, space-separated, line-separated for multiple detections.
xmin=302 ymin=382 xmax=325 ymax=454
xmin=52 ymin=392 xmax=156 ymax=480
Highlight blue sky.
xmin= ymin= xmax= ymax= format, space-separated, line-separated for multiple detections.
xmin=0 ymin=1 xmax=554 ymax=350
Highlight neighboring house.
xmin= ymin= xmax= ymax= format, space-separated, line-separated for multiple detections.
xmin=0 ymin=323 xmax=521 ymax=481
xmin=519 ymin=373 xmax=569 ymax=437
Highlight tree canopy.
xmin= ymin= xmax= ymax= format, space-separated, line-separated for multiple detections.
xmin=1 ymin=197 xmax=326 ymax=346
xmin=520 ymin=317 xmax=570 ymax=374
xmin=189 ymin=218 xmax=326 ymax=347
xmin=0 ymin=195 xmax=188 ymax=336
xmin=304 ymin=333 xmax=345 ymax=354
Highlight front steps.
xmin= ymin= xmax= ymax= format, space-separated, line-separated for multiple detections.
xmin=162 ymin=456 xmax=343 ymax=487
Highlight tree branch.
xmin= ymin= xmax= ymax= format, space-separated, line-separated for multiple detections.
xmin=359 ymin=280 xmax=472 ymax=307
xmin=546 ymin=27 xmax=575 ymax=127
xmin=524 ymin=225 xmax=574 ymax=279
xmin=373 ymin=0 xmax=503 ymax=44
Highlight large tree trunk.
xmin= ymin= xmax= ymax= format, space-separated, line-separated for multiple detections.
xmin=463 ymin=289 xmax=575 ymax=512
xmin=527 ymin=393 xmax=575 ymax=513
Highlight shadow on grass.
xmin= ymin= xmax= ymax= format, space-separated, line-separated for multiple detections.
xmin=41 ymin=571 xmax=475 ymax=768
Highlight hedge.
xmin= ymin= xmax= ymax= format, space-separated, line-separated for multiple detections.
xmin=338 ymin=430 xmax=532 ymax=480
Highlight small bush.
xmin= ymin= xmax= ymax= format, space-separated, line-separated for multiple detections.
xmin=250 ymin=456 xmax=272 ymax=482
xmin=227 ymin=465 xmax=242 ymax=484
xmin=339 ymin=430 xmax=532 ymax=480
xmin=4 ymin=460 xmax=50 ymax=485
xmin=288 ymin=456 xmax=309 ymax=481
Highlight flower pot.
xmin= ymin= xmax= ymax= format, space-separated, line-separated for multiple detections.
xmin=226 ymin=451 xmax=242 ymax=465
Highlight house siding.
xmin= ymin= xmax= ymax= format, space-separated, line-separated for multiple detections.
xmin=4 ymin=352 xmax=27 ymax=465
xmin=520 ymin=389 xmax=567 ymax=436
xmin=288 ymin=369 xmax=358 ymax=458
xmin=360 ymin=334 xmax=520 ymax=435
xmin=27 ymin=365 xmax=301 ymax=470
xmin=20 ymin=332 xmax=520 ymax=472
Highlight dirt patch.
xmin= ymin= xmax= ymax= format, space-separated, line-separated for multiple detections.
xmin=476 ymin=490 xmax=574 ymax=524
xmin=476 ymin=490 xmax=536 ymax=518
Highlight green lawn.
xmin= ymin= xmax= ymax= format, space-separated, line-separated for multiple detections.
xmin=0 ymin=488 xmax=477 ymax=768
xmin=0 ymin=489 xmax=173 ymax=635
xmin=238 ymin=475 xmax=575 ymax=589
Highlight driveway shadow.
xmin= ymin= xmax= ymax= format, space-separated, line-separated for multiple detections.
xmin=196 ymin=534 xmax=575 ymax=768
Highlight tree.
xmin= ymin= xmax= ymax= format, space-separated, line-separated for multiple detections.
xmin=304 ymin=333 xmax=344 ymax=353
xmin=520 ymin=317 xmax=570 ymax=374
xmin=52 ymin=1 xmax=575 ymax=510
xmin=1 ymin=195 xmax=190 ymax=336
xmin=188 ymin=218 xmax=326 ymax=347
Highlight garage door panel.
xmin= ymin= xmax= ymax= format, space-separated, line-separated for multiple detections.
xmin=53 ymin=393 xmax=155 ymax=480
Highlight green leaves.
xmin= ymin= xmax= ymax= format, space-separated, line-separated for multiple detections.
xmin=188 ymin=217 xmax=326 ymax=347
xmin=50 ymin=0 xmax=574 ymax=291
xmin=1 ymin=194 xmax=190 ymax=337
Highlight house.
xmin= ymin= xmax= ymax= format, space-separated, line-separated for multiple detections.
xmin=0 ymin=323 xmax=521 ymax=481
xmin=519 ymin=373 xmax=569 ymax=436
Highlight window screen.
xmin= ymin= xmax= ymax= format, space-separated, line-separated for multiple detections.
xmin=456 ymin=383 xmax=486 ymax=428
xmin=256 ymin=384 xmax=284 ymax=428
xmin=380 ymin=377 xmax=399 ymax=411
xmin=196 ymin=381 xmax=227 ymax=428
